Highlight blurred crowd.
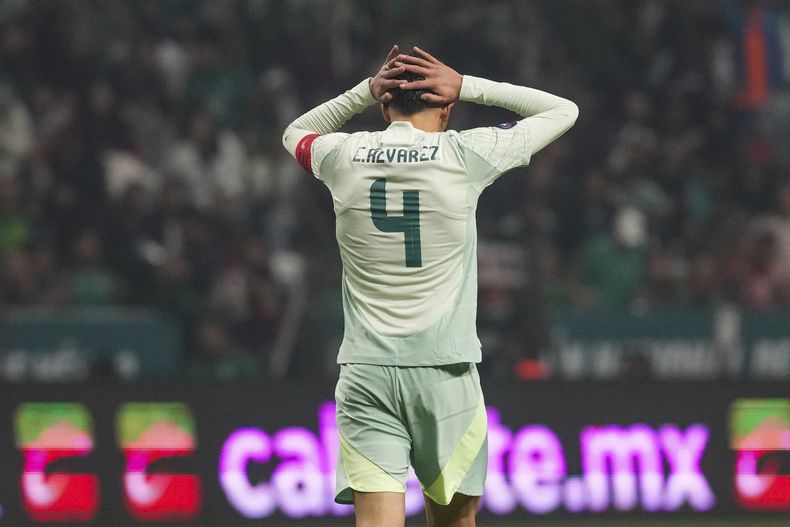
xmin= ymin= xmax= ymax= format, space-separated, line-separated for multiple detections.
xmin=1 ymin=0 xmax=790 ymax=378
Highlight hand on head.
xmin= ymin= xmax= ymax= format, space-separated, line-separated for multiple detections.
xmin=369 ymin=45 xmax=407 ymax=103
xmin=396 ymin=47 xmax=462 ymax=105
xmin=371 ymin=46 xmax=462 ymax=106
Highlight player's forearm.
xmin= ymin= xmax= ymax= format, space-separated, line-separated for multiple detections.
xmin=459 ymin=75 xmax=578 ymax=153
xmin=282 ymin=78 xmax=376 ymax=156
xmin=459 ymin=75 xmax=577 ymax=120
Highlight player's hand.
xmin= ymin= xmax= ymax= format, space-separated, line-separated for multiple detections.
xmin=397 ymin=47 xmax=462 ymax=105
xmin=369 ymin=45 xmax=407 ymax=104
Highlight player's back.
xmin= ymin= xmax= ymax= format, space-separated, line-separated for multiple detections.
xmin=286 ymin=72 xmax=577 ymax=366
xmin=317 ymin=121 xmax=483 ymax=366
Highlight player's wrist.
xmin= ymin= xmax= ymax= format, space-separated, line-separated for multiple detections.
xmin=356 ymin=77 xmax=377 ymax=105
xmin=458 ymin=75 xmax=495 ymax=102
xmin=458 ymin=75 xmax=476 ymax=101
xmin=451 ymin=72 xmax=463 ymax=102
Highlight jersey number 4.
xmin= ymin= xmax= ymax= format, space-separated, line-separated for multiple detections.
xmin=369 ymin=178 xmax=422 ymax=267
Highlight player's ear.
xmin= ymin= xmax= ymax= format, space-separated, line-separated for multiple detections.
xmin=439 ymin=103 xmax=454 ymax=129
xmin=381 ymin=103 xmax=392 ymax=123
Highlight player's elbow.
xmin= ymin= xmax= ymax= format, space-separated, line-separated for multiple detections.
xmin=553 ymin=99 xmax=579 ymax=136
xmin=563 ymin=100 xmax=579 ymax=127
xmin=282 ymin=124 xmax=305 ymax=158
xmin=282 ymin=125 xmax=295 ymax=153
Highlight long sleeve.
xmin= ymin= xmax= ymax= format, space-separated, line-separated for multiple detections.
xmin=457 ymin=75 xmax=578 ymax=187
xmin=460 ymin=75 xmax=578 ymax=154
xmin=282 ymin=78 xmax=376 ymax=175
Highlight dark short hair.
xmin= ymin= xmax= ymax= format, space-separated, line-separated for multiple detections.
xmin=386 ymin=55 xmax=441 ymax=115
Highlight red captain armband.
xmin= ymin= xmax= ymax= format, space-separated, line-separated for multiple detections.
xmin=295 ymin=133 xmax=320 ymax=174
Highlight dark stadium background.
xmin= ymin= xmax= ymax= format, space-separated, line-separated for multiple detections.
xmin=1 ymin=0 xmax=790 ymax=525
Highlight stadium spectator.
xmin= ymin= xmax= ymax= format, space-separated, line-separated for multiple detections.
xmin=0 ymin=176 xmax=29 ymax=257
xmin=165 ymin=110 xmax=247 ymax=210
xmin=67 ymin=229 xmax=119 ymax=306
xmin=751 ymin=181 xmax=790 ymax=285
xmin=577 ymin=207 xmax=649 ymax=308
xmin=188 ymin=315 xmax=262 ymax=381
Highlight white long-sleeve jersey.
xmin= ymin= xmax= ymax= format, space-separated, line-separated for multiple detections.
xmin=283 ymin=75 xmax=578 ymax=366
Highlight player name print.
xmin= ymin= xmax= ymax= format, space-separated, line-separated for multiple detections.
xmin=352 ymin=145 xmax=440 ymax=164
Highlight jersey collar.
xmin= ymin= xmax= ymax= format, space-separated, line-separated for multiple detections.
xmin=383 ymin=121 xmax=418 ymax=146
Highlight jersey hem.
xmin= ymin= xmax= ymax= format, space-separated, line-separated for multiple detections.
xmin=336 ymin=342 xmax=482 ymax=366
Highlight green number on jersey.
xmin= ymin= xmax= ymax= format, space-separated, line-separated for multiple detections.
xmin=369 ymin=178 xmax=422 ymax=267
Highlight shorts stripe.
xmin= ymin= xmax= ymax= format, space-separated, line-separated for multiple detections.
xmin=423 ymin=395 xmax=487 ymax=505
xmin=337 ymin=433 xmax=404 ymax=501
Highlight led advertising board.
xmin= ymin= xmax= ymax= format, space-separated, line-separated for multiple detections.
xmin=0 ymin=382 xmax=788 ymax=524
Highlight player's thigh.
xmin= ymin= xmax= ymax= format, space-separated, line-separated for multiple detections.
xmin=335 ymin=364 xmax=411 ymax=504
xmin=399 ymin=363 xmax=487 ymax=505
xmin=353 ymin=490 xmax=406 ymax=527
xmin=424 ymin=492 xmax=480 ymax=527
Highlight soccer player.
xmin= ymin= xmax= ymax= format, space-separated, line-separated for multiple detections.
xmin=283 ymin=45 xmax=578 ymax=527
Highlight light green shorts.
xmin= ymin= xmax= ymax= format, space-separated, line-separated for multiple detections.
xmin=334 ymin=362 xmax=487 ymax=505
